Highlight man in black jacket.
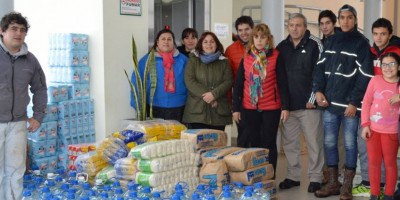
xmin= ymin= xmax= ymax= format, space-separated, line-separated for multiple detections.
xmin=276 ymin=13 xmax=324 ymax=193
xmin=313 ymin=5 xmax=373 ymax=200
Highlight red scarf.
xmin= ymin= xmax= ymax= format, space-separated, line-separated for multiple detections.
xmin=158 ymin=50 xmax=176 ymax=93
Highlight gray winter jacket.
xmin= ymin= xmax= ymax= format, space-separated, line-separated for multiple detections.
xmin=0 ymin=39 xmax=47 ymax=123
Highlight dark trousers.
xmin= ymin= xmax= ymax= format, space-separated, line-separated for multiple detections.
xmin=147 ymin=105 xmax=185 ymax=123
xmin=242 ymin=108 xmax=281 ymax=173
xmin=236 ymin=106 xmax=249 ymax=148
xmin=188 ymin=123 xmax=226 ymax=131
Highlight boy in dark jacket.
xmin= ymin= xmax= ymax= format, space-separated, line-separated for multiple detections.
xmin=313 ymin=5 xmax=374 ymax=200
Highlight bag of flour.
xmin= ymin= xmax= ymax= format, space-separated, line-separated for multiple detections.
xmin=181 ymin=129 xmax=227 ymax=150
xmin=223 ymin=148 xmax=269 ymax=171
xmin=201 ymin=146 xmax=244 ymax=164
xmin=229 ymin=164 xmax=274 ymax=185
xmin=199 ymin=160 xmax=229 ymax=192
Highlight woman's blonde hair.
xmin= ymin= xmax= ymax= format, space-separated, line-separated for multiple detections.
xmin=248 ymin=23 xmax=274 ymax=49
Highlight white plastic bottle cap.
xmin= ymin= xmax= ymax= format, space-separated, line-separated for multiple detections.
xmin=96 ymin=179 xmax=103 ymax=184
xmin=47 ymin=173 xmax=55 ymax=179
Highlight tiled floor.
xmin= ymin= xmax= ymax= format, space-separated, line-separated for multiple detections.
xmin=276 ymin=153 xmax=368 ymax=200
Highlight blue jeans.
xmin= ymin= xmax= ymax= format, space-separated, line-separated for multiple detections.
xmin=323 ymin=110 xmax=359 ymax=169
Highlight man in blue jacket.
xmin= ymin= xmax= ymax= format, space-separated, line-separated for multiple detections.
xmin=0 ymin=12 xmax=47 ymax=199
xmin=313 ymin=5 xmax=373 ymax=200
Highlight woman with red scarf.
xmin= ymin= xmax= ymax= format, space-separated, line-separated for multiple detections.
xmin=130 ymin=29 xmax=188 ymax=122
xmin=183 ymin=32 xmax=233 ymax=130
xmin=232 ymin=24 xmax=282 ymax=172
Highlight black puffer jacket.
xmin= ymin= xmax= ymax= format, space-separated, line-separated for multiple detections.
xmin=313 ymin=26 xmax=374 ymax=115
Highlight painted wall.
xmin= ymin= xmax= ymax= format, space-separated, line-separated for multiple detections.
xmin=14 ymin=0 xmax=107 ymax=141
xmin=0 ymin=0 xmax=14 ymax=18
xmin=102 ymin=1 xmax=149 ymax=135
xmin=211 ymin=0 xmax=233 ymax=51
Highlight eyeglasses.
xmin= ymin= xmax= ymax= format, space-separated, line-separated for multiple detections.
xmin=381 ymin=62 xmax=398 ymax=68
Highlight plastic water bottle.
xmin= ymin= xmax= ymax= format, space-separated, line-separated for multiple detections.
xmin=92 ymin=179 xmax=105 ymax=194
xmin=171 ymin=195 xmax=180 ymax=200
xmin=201 ymin=188 xmax=215 ymax=200
xmin=70 ymin=180 xmax=83 ymax=197
xmin=194 ymin=185 xmax=206 ymax=196
xmin=56 ymin=183 xmax=70 ymax=199
xmin=27 ymin=183 xmax=39 ymax=199
xmin=80 ymin=183 xmax=92 ymax=197
xmin=207 ymin=197 xmax=216 ymax=200
xmin=66 ymin=192 xmax=77 ymax=200
xmin=100 ymin=192 xmax=110 ymax=200
xmin=150 ymin=191 xmax=162 ymax=200
xmin=39 ymin=186 xmax=52 ymax=199
xmin=253 ymin=183 xmax=270 ymax=200
xmin=44 ymin=193 xmax=54 ymax=200
xmin=233 ymin=183 xmax=244 ymax=200
xmin=191 ymin=193 xmax=201 ymax=200
xmin=68 ymin=172 xmax=78 ymax=183
xmin=88 ymin=190 xmax=97 ymax=200
xmin=81 ymin=197 xmax=90 ymax=200
xmin=219 ymin=190 xmax=234 ymax=200
xmin=123 ymin=183 xmax=138 ymax=198
xmin=139 ymin=187 xmax=152 ymax=198
xmin=23 ymin=175 xmax=33 ymax=189
xmin=116 ymin=197 xmax=124 ymax=200
xmin=142 ymin=197 xmax=150 ymax=200
xmin=57 ymin=168 xmax=67 ymax=181
xmin=112 ymin=180 xmax=123 ymax=193
xmin=22 ymin=190 xmax=35 ymax=200
xmin=239 ymin=191 xmax=254 ymax=200
xmin=126 ymin=191 xmax=140 ymax=200
xmin=217 ymin=186 xmax=230 ymax=200
xmin=113 ymin=188 xmax=124 ymax=199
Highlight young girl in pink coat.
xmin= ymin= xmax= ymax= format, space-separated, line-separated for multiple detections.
xmin=361 ymin=52 xmax=400 ymax=200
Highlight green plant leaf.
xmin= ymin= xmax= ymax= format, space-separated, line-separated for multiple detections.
xmin=124 ymin=69 xmax=141 ymax=120
xmin=147 ymin=50 xmax=157 ymax=119
xmin=132 ymin=35 xmax=138 ymax=69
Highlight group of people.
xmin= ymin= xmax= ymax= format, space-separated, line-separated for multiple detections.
xmin=0 ymin=3 xmax=399 ymax=200
xmin=131 ymin=4 xmax=400 ymax=200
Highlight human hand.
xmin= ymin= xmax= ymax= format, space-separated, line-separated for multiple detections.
xmin=281 ymin=110 xmax=290 ymax=122
xmin=315 ymin=92 xmax=329 ymax=107
xmin=388 ymin=94 xmax=400 ymax=105
xmin=27 ymin=118 xmax=41 ymax=132
xmin=344 ymin=104 xmax=357 ymax=117
xmin=233 ymin=112 xmax=241 ymax=123
xmin=212 ymin=101 xmax=218 ymax=108
xmin=306 ymin=102 xmax=316 ymax=109
xmin=202 ymin=92 xmax=215 ymax=104
xmin=361 ymin=127 xmax=371 ymax=141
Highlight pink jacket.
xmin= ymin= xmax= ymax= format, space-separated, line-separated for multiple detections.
xmin=361 ymin=75 xmax=400 ymax=134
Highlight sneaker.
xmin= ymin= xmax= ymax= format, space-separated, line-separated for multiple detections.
xmin=352 ymin=184 xmax=371 ymax=197
xmin=380 ymin=190 xmax=385 ymax=200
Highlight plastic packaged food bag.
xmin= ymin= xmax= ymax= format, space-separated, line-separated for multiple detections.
xmin=97 ymin=137 xmax=129 ymax=165
xmin=130 ymin=139 xmax=195 ymax=160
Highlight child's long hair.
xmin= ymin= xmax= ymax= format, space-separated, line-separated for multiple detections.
xmin=380 ymin=52 xmax=400 ymax=87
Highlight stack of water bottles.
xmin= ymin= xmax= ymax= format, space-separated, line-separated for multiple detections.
xmin=22 ymin=169 xmax=275 ymax=200
xmin=47 ymin=33 xmax=90 ymax=100
xmin=27 ymin=103 xmax=59 ymax=173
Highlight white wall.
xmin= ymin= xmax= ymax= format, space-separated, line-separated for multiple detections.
xmin=14 ymin=0 xmax=107 ymax=140
xmin=211 ymin=0 xmax=233 ymax=50
xmin=0 ymin=0 xmax=14 ymax=18
xmin=103 ymin=1 xmax=149 ymax=135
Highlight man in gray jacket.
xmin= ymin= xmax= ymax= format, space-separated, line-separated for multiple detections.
xmin=0 ymin=12 xmax=47 ymax=199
